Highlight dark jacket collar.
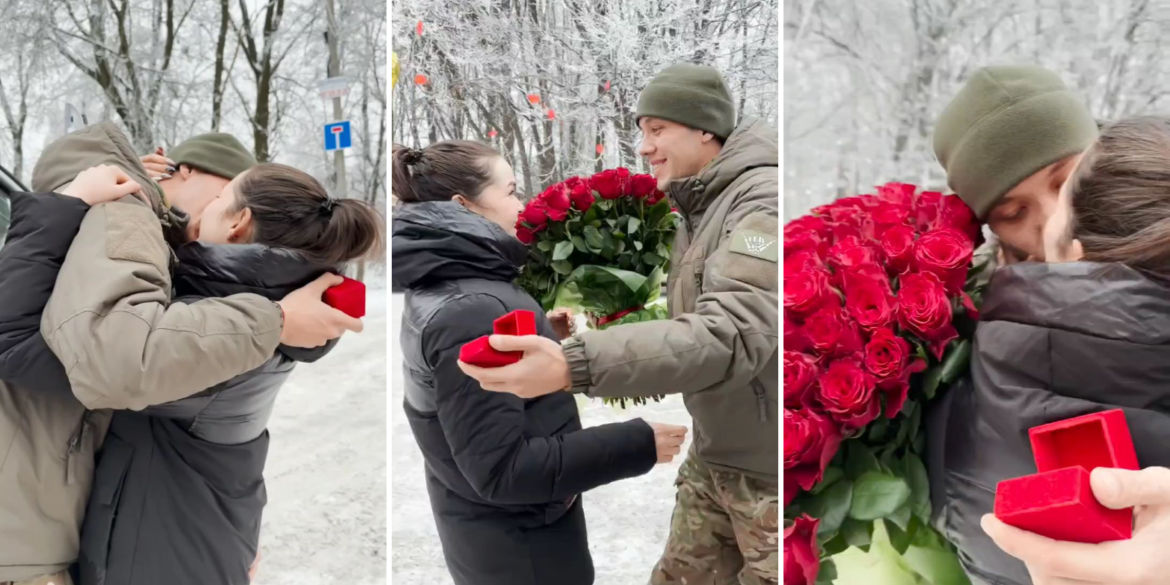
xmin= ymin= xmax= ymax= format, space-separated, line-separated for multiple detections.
xmin=391 ymin=201 xmax=527 ymax=289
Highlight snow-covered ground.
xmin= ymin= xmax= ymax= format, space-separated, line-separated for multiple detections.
xmin=390 ymin=293 xmax=693 ymax=584
xmin=255 ymin=289 xmax=388 ymax=585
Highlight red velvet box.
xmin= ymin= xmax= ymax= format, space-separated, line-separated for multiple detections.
xmin=994 ymin=467 xmax=1132 ymax=543
xmin=993 ymin=409 xmax=1137 ymax=543
xmin=459 ymin=310 xmax=537 ymax=368
xmin=322 ymin=276 xmax=366 ymax=319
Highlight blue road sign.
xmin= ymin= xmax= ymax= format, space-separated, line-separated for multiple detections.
xmin=324 ymin=120 xmax=352 ymax=152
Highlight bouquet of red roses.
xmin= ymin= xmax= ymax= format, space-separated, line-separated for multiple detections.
xmin=515 ymin=168 xmax=680 ymax=407
xmin=783 ymin=183 xmax=986 ymax=584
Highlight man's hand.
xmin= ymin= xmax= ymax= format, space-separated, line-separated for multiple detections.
xmin=457 ymin=335 xmax=571 ymax=398
xmin=547 ymin=307 xmax=576 ymax=340
xmin=277 ymin=273 xmax=364 ymax=348
xmin=141 ymin=147 xmax=176 ymax=181
xmin=647 ymin=421 xmax=688 ymax=463
xmin=983 ymin=467 xmax=1170 ymax=584
xmin=59 ymin=164 xmax=142 ymax=206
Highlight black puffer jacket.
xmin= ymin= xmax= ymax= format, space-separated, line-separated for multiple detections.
xmin=927 ymin=262 xmax=1170 ymax=585
xmin=80 ymin=243 xmax=335 ymax=585
xmin=393 ymin=202 xmax=657 ymax=585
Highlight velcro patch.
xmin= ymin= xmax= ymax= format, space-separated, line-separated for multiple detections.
xmin=729 ymin=229 xmax=778 ymax=262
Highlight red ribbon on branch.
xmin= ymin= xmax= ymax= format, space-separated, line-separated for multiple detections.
xmin=597 ymin=305 xmax=645 ymax=327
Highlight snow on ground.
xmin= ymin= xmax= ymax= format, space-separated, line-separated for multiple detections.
xmin=390 ymin=293 xmax=693 ymax=584
xmin=256 ymin=289 xmax=388 ymax=585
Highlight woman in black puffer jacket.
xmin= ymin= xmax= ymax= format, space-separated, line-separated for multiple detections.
xmin=391 ymin=141 xmax=680 ymax=585
xmin=928 ymin=117 xmax=1170 ymax=585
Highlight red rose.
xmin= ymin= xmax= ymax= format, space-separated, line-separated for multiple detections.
xmin=817 ymin=359 xmax=879 ymax=431
xmin=845 ymin=278 xmax=896 ymax=332
xmin=786 ymin=216 xmax=830 ymax=239
xmin=784 ymin=315 xmax=809 ymax=353
xmin=516 ymin=226 xmax=535 ymax=245
xmin=784 ymin=515 xmax=821 ymax=585
xmin=802 ymin=306 xmax=862 ymax=357
xmin=630 ymin=174 xmax=658 ymax=198
xmin=864 ymin=328 xmax=926 ymax=418
xmin=914 ymin=228 xmax=973 ymax=293
xmin=561 ymin=176 xmax=584 ymax=191
xmin=880 ymin=224 xmax=916 ymax=275
xmin=940 ymin=194 xmax=980 ymax=244
xmin=783 ymin=351 xmax=819 ymax=407
xmin=784 ymin=249 xmax=824 ymax=278
xmin=546 ymin=205 xmax=568 ymax=222
xmin=647 ymin=190 xmax=666 ymax=205
xmin=877 ymin=182 xmax=917 ymax=206
xmin=783 ymin=408 xmax=841 ymax=492
xmin=784 ymin=269 xmax=835 ymax=317
xmin=590 ymin=168 xmax=631 ymax=199
xmin=569 ymin=183 xmax=595 ymax=212
xmin=873 ymin=202 xmax=911 ymax=229
xmin=540 ymin=184 xmax=571 ymax=213
xmin=521 ymin=202 xmax=548 ymax=227
xmin=914 ymin=190 xmax=944 ymax=232
xmin=897 ymin=272 xmax=958 ymax=359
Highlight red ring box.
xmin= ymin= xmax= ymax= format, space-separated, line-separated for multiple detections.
xmin=993 ymin=409 xmax=1138 ymax=543
xmin=459 ymin=310 xmax=537 ymax=368
xmin=322 ymin=276 xmax=366 ymax=319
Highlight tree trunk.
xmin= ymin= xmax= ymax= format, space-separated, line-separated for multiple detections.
xmin=212 ymin=0 xmax=230 ymax=131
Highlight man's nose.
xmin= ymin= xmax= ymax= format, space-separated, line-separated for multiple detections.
xmin=638 ymin=138 xmax=653 ymax=157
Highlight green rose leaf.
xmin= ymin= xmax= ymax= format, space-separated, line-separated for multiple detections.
xmin=844 ymin=442 xmax=881 ymax=480
xmin=628 ymin=217 xmax=641 ymax=235
xmin=551 ymin=260 xmax=573 ymax=275
xmin=940 ymin=339 xmax=972 ymax=385
xmin=571 ymin=235 xmax=588 ymax=254
xmin=642 ymin=252 xmax=666 ymax=266
xmin=820 ymin=533 xmax=849 ymax=556
xmin=905 ymin=453 xmax=932 ymax=522
xmin=841 ymin=517 xmax=873 ymax=549
xmin=889 ymin=501 xmax=913 ymax=530
xmin=817 ymin=478 xmax=853 ymax=535
xmin=811 ymin=466 xmax=844 ymax=495
xmin=868 ymin=416 xmax=890 ymax=442
xmin=583 ymin=225 xmax=604 ymax=249
xmin=850 ymin=472 xmax=911 ymax=521
xmin=815 ymin=560 xmax=838 ymax=585
xmin=633 ymin=240 xmax=644 ymax=251
xmin=553 ymin=240 xmax=574 ymax=261
xmin=884 ymin=517 xmax=916 ymax=555
xmin=537 ymin=240 xmax=553 ymax=252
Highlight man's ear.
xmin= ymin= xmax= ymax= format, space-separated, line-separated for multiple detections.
xmin=700 ymin=132 xmax=716 ymax=144
xmin=1068 ymin=238 xmax=1085 ymax=262
xmin=177 ymin=164 xmax=195 ymax=180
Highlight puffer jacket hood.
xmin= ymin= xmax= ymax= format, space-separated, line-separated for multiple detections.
xmin=668 ymin=117 xmax=779 ymax=221
xmin=929 ymin=261 xmax=1170 ymax=585
xmin=391 ymin=201 xmax=527 ymax=289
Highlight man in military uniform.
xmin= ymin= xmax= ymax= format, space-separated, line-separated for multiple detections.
xmin=459 ymin=63 xmax=780 ymax=584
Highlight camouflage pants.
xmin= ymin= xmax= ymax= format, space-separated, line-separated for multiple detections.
xmin=3 ymin=571 xmax=73 ymax=585
xmin=651 ymin=449 xmax=779 ymax=585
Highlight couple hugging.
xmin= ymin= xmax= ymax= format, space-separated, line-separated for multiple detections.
xmin=0 ymin=123 xmax=382 ymax=585
xmin=924 ymin=65 xmax=1170 ymax=584
xmin=391 ymin=63 xmax=780 ymax=585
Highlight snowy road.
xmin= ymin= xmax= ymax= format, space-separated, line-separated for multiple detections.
xmin=390 ymin=293 xmax=693 ymax=584
xmin=256 ymin=289 xmax=388 ymax=585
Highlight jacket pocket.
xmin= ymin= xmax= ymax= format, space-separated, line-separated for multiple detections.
xmin=66 ymin=411 xmax=91 ymax=485
xmin=78 ymin=434 xmax=134 ymax=579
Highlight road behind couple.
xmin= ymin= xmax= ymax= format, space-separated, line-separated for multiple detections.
xmin=919 ymin=65 xmax=1170 ymax=585
xmin=0 ymin=123 xmax=382 ymax=585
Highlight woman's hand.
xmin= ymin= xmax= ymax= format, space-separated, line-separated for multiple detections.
xmin=248 ymin=550 xmax=261 ymax=582
xmin=646 ymin=421 xmax=688 ymax=464
xmin=548 ymin=307 xmax=576 ymax=340
xmin=141 ymin=147 xmax=176 ymax=181
xmin=59 ymin=164 xmax=143 ymax=206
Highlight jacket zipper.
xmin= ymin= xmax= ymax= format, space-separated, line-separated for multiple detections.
xmin=66 ymin=411 xmax=89 ymax=485
xmin=750 ymin=378 xmax=768 ymax=422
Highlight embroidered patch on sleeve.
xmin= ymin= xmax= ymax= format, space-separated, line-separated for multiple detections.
xmin=729 ymin=229 xmax=778 ymax=262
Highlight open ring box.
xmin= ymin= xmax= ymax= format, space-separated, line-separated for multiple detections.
xmin=459 ymin=310 xmax=537 ymax=368
xmin=993 ymin=409 xmax=1139 ymax=543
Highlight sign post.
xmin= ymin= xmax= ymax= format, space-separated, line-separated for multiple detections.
xmin=325 ymin=0 xmax=347 ymax=200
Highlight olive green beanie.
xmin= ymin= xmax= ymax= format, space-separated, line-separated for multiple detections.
xmin=169 ymin=133 xmax=257 ymax=180
xmin=933 ymin=65 xmax=1098 ymax=219
xmin=636 ymin=63 xmax=736 ymax=139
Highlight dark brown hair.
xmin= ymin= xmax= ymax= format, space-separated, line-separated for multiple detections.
xmin=1066 ymin=117 xmax=1170 ymax=280
xmin=391 ymin=141 xmax=501 ymax=203
xmin=232 ymin=163 xmax=385 ymax=265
